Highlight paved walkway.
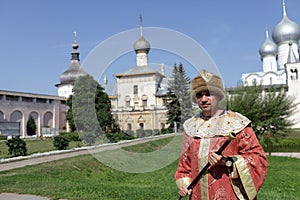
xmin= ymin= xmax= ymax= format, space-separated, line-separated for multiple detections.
xmin=267 ymin=152 xmax=300 ymax=158
xmin=0 ymin=134 xmax=299 ymax=200
xmin=0 ymin=193 xmax=50 ymax=200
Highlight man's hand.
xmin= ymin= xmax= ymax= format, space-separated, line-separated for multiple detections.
xmin=208 ymin=152 xmax=226 ymax=166
xmin=179 ymin=185 xmax=192 ymax=197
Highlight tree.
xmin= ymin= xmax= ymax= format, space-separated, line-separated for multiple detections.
xmin=166 ymin=63 xmax=192 ymax=131
xmin=227 ymin=85 xmax=298 ymax=138
xmin=68 ymin=75 xmax=118 ymax=145
xmin=177 ymin=63 xmax=193 ymax=122
xmin=26 ymin=116 xmax=36 ymax=136
xmin=66 ymin=95 xmax=76 ymax=132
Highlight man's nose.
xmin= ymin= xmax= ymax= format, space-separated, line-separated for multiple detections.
xmin=201 ymin=95 xmax=209 ymax=101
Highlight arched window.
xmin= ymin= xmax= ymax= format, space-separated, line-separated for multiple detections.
xmin=139 ymin=123 xmax=144 ymax=130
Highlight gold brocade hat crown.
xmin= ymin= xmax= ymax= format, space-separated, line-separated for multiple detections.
xmin=191 ymin=70 xmax=225 ymax=103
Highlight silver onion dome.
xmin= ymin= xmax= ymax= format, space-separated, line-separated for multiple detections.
xmin=60 ymin=32 xmax=88 ymax=84
xmin=134 ymin=36 xmax=150 ymax=52
xmin=272 ymin=2 xmax=300 ymax=44
xmin=134 ymin=15 xmax=150 ymax=53
xmin=259 ymin=29 xmax=278 ymax=57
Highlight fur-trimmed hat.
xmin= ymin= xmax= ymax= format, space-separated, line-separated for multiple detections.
xmin=191 ymin=70 xmax=225 ymax=103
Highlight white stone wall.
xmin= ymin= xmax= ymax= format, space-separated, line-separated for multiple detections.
xmin=58 ymin=84 xmax=73 ymax=98
xmin=285 ymin=62 xmax=300 ymax=128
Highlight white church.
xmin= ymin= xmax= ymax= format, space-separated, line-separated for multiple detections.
xmin=102 ymin=18 xmax=169 ymax=135
xmin=241 ymin=0 xmax=300 ymax=128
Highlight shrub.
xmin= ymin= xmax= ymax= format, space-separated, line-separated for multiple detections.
xmin=53 ymin=135 xmax=69 ymax=150
xmin=106 ymin=132 xmax=134 ymax=143
xmin=136 ymin=129 xmax=145 ymax=137
xmin=60 ymin=132 xmax=81 ymax=142
xmin=153 ymin=129 xmax=160 ymax=135
xmin=6 ymin=137 xmax=27 ymax=157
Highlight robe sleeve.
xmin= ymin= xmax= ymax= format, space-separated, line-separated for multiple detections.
xmin=174 ymin=132 xmax=193 ymax=189
xmin=229 ymin=126 xmax=268 ymax=200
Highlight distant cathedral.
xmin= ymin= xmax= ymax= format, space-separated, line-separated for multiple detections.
xmin=241 ymin=0 xmax=300 ymax=128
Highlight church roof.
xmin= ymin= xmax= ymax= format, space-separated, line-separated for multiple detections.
xmin=58 ymin=32 xmax=88 ymax=86
xmin=103 ymin=83 xmax=117 ymax=97
xmin=114 ymin=66 xmax=163 ymax=78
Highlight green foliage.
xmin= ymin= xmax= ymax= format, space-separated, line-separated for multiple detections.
xmin=26 ymin=116 xmax=36 ymax=136
xmin=79 ymin=131 xmax=97 ymax=146
xmin=5 ymin=137 xmax=27 ymax=157
xmin=68 ymin=75 xmax=119 ymax=145
xmin=94 ymin=83 xmax=119 ymax=133
xmin=60 ymin=132 xmax=81 ymax=142
xmin=53 ymin=135 xmax=69 ymax=150
xmin=105 ymin=132 xmax=134 ymax=143
xmin=166 ymin=63 xmax=192 ymax=131
xmin=260 ymin=137 xmax=300 ymax=152
xmin=66 ymin=95 xmax=76 ymax=132
xmin=227 ymin=85 xmax=297 ymax=138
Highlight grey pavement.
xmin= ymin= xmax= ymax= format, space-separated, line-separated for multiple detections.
xmin=268 ymin=152 xmax=300 ymax=158
xmin=0 ymin=193 xmax=50 ymax=200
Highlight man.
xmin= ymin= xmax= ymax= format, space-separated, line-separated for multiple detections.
xmin=175 ymin=70 xmax=268 ymax=199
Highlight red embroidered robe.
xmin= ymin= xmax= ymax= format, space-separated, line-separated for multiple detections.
xmin=175 ymin=111 xmax=268 ymax=200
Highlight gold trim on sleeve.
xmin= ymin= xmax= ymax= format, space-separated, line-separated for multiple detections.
xmin=232 ymin=155 xmax=257 ymax=200
xmin=176 ymin=177 xmax=192 ymax=189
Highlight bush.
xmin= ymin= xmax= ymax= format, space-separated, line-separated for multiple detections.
xmin=6 ymin=137 xmax=27 ymax=157
xmin=79 ymin=132 xmax=97 ymax=146
xmin=106 ymin=132 xmax=134 ymax=143
xmin=260 ymin=137 xmax=300 ymax=152
xmin=153 ymin=129 xmax=160 ymax=135
xmin=60 ymin=132 xmax=81 ymax=142
xmin=53 ymin=135 xmax=69 ymax=150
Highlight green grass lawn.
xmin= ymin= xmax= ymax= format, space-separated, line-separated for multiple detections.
xmin=0 ymin=137 xmax=299 ymax=200
xmin=0 ymin=138 xmax=82 ymax=159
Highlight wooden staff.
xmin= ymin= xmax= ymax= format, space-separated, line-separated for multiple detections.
xmin=177 ymin=133 xmax=236 ymax=200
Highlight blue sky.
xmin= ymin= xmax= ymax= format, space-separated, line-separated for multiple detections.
xmin=0 ymin=0 xmax=300 ymax=96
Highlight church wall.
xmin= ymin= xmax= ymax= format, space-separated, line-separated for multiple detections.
xmin=117 ymin=74 xmax=158 ymax=109
xmin=285 ymin=62 xmax=300 ymax=128
xmin=278 ymin=43 xmax=299 ymax=70
xmin=58 ymin=84 xmax=73 ymax=98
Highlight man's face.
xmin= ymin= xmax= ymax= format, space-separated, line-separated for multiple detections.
xmin=196 ymin=90 xmax=220 ymax=116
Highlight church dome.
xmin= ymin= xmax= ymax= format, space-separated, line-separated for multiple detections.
xmin=134 ymin=15 xmax=150 ymax=53
xmin=59 ymin=33 xmax=88 ymax=85
xmin=134 ymin=36 xmax=150 ymax=52
xmin=259 ymin=30 xmax=278 ymax=57
xmin=272 ymin=3 xmax=300 ymax=44
xmin=60 ymin=63 xmax=88 ymax=84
